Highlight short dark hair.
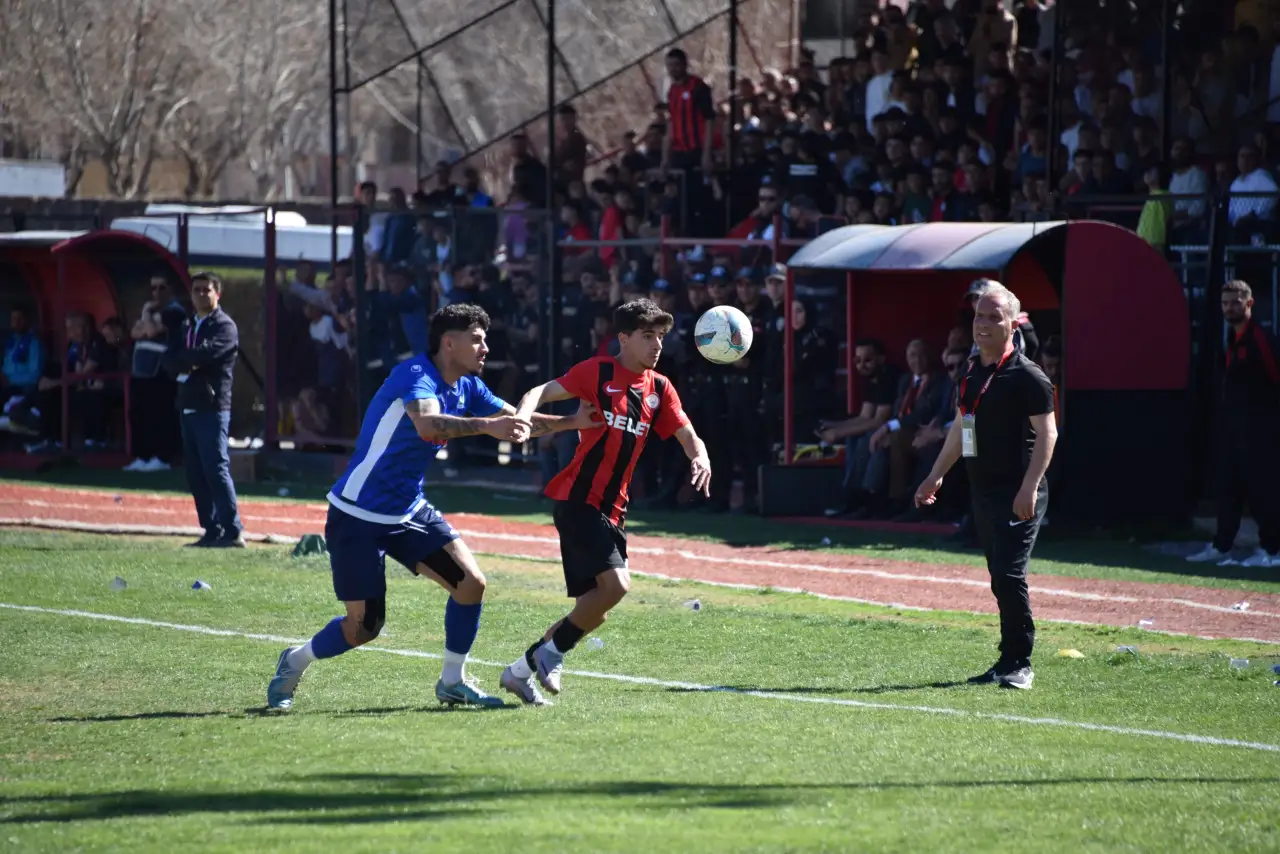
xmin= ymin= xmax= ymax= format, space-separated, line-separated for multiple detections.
xmin=613 ymin=298 xmax=673 ymax=336
xmin=854 ymin=338 xmax=886 ymax=356
xmin=359 ymin=181 xmax=377 ymax=193
xmin=666 ymin=48 xmax=687 ymax=63
xmin=1223 ymin=279 xmax=1253 ymax=301
xmin=429 ymin=302 xmax=490 ymax=355
xmin=190 ymin=271 xmax=222 ymax=293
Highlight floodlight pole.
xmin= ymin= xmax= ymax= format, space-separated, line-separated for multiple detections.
xmin=727 ymin=0 xmax=738 ymax=232
xmin=328 ymin=0 xmax=339 ymax=264
xmin=546 ymin=0 xmax=561 ymax=381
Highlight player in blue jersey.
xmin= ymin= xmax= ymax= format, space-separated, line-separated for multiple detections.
xmin=266 ymin=303 xmax=596 ymax=711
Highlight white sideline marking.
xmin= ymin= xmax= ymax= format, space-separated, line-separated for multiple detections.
xmin=5 ymin=498 xmax=1279 ymax=618
xmin=2 ymin=601 xmax=1278 ymax=755
xmin=4 ymin=514 xmax=1280 ymax=638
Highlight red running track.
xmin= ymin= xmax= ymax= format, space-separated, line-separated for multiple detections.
xmin=1 ymin=483 xmax=1277 ymax=643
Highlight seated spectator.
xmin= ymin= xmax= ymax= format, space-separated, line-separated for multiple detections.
xmin=0 ymin=306 xmax=45 ymax=435
xmin=1167 ymin=137 xmax=1210 ymax=242
xmin=125 ymin=276 xmax=185 ymax=471
xmin=1228 ymin=143 xmax=1278 ymax=239
xmin=818 ymin=338 xmax=899 ymax=517
xmin=901 ymin=347 xmax=970 ymax=522
xmin=380 ymin=263 xmax=430 ymax=359
xmin=81 ymin=317 xmax=126 ymax=450
xmin=11 ymin=313 xmax=110 ymax=453
xmin=1137 ymin=164 xmax=1172 ymax=253
xmin=852 ymin=339 xmax=948 ymax=519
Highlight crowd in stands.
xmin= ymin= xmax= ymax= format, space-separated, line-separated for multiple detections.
xmin=4 ymin=0 xmax=1277 ymax=519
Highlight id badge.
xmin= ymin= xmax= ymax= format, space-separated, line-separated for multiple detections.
xmin=960 ymin=414 xmax=977 ymax=458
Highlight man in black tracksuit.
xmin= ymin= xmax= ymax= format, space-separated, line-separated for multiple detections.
xmin=1186 ymin=279 xmax=1280 ymax=567
xmin=916 ymin=282 xmax=1057 ymax=691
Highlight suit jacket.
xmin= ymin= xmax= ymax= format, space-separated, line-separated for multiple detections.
xmin=892 ymin=371 xmax=946 ymax=430
xmin=164 ymin=307 xmax=238 ymax=412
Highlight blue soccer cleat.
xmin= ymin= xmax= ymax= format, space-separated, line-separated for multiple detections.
xmin=436 ymin=677 xmax=506 ymax=708
xmin=267 ymin=646 xmax=306 ymax=712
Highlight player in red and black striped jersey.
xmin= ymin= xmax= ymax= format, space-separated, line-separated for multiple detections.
xmin=499 ymin=299 xmax=712 ymax=705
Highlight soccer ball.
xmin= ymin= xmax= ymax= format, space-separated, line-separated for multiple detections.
xmin=694 ymin=305 xmax=753 ymax=365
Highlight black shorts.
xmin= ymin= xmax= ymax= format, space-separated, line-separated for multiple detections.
xmin=552 ymin=500 xmax=628 ymax=598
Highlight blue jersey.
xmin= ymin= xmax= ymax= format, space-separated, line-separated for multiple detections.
xmin=327 ymin=356 xmax=506 ymax=523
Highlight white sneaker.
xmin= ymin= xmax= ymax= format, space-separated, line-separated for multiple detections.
xmin=1241 ymin=549 xmax=1278 ymax=568
xmin=124 ymin=458 xmax=147 ymax=471
xmin=141 ymin=458 xmax=171 ymax=472
xmin=1185 ymin=545 xmax=1228 ymax=563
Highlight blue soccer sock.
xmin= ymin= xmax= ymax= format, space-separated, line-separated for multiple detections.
xmin=309 ymin=616 xmax=353 ymax=660
xmin=441 ymin=599 xmax=482 ymax=683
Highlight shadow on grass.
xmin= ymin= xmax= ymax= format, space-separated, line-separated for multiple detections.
xmin=4 ymin=771 xmax=1277 ymax=825
xmin=665 ymin=680 xmax=972 ymax=697
xmin=46 ymin=703 xmax=516 ymax=725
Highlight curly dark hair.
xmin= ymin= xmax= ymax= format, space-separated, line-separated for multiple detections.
xmin=613 ymin=298 xmax=673 ymax=335
xmin=429 ymin=302 xmax=491 ymax=355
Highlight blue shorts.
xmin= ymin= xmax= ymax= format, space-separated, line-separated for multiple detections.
xmin=325 ymin=502 xmax=459 ymax=601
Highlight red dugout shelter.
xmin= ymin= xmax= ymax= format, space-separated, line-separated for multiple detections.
xmin=0 ymin=229 xmax=191 ymax=466
xmin=780 ymin=220 xmax=1192 ymax=526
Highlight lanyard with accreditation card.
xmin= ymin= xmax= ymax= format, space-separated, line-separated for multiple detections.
xmin=957 ymin=348 xmax=1012 ymax=458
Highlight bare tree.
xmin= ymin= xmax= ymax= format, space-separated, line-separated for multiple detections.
xmin=167 ymin=0 xmax=328 ymax=200
xmin=0 ymin=0 xmax=187 ymax=198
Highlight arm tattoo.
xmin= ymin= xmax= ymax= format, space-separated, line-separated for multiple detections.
xmin=422 ymin=415 xmax=488 ymax=439
xmin=407 ymin=398 xmax=488 ymax=440
xmin=528 ymin=413 xmax=576 ymax=438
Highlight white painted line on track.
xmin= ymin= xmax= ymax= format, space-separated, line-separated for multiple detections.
xmin=2 ymin=601 xmax=1278 ymax=755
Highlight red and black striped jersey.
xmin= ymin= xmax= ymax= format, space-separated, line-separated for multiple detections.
xmin=667 ymin=76 xmax=714 ymax=154
xmin=545 ymin=356 xmax=691 ymax=525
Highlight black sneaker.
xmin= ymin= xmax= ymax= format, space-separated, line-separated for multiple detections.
xmin=999 ymin=667 xmax=1034 ymax=690
xmin=185 ymin=532 xmax=221 ymax=548
xmin=967 ymin=661 xmax=1011 ymax=684
xmin=209 ymin=534 xmax=247 ymax=549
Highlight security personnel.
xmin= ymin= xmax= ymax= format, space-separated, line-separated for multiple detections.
xmin=723 ymin=266 xmax=775 ymax=513
xmin=915 ymin=282 xmax=1056 ymax=691
xmin=1186 ymin=279 xmax=1280 ymax=567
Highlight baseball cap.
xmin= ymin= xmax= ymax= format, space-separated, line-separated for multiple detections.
xmin=688 ymin=272 xmax=708 ymax=286
xmin=735 ymin=266 xmax=761 ymax=283
xmin=765 ymin=263 xmax=787 ymax=283
xmin=651 ymin=278 xmax=673 ymax=293
xmin=709 ymin=265 xmax=729 ymax=281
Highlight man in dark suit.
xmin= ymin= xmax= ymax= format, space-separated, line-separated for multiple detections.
xmin=856 ymin=339 xmax=947 ymax=519
xmin=165 ymin=272 xmax=244 ymax=548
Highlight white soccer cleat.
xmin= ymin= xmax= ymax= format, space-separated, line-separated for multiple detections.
xmin=533 ymin=645 xmax=564 ymax=695
xmin=500 ymin=665 xmax=551 ymax=706
xmin=1185 ymin=545 xmax=1228 ymax=564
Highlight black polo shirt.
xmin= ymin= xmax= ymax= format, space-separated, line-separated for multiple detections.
xmin=860 ymin=362 xmax=900 ymax=411
xmin=958 ymin=351 xmax=1055 ymax=496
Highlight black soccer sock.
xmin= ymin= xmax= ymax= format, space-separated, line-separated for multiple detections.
xmin=523 ymin=639 xmax=545 ymax=670
xmin=550 ymin=617 xmax=586 ymax=654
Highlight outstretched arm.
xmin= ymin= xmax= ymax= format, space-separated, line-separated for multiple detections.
xmin=513 ymin=379 xmax=578 ymax=423
xmin=673 ymin=424 xmax=712 ymax=497
xmin=499 ymin=401 xmax=599 ymax=439
xmin=407 ymin=397 xmax=523 ymax=442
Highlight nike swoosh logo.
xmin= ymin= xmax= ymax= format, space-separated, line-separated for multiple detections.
xmin=1009 ymin=520 xmax=1020 ymax=526
xmin=604 ymin=384 xmax=622 ymax=394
